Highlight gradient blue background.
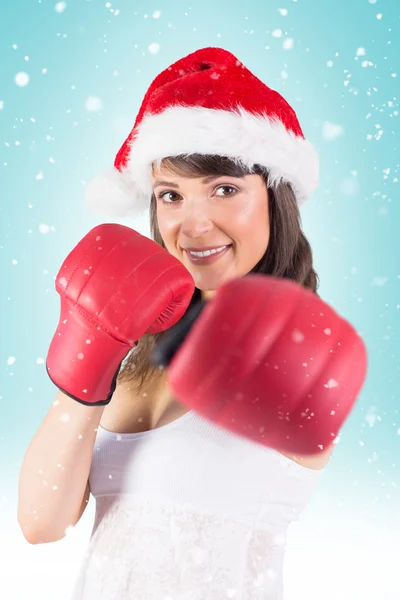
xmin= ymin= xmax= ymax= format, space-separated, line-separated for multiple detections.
xmin=1 ymin=0 xmax=399 ymax=598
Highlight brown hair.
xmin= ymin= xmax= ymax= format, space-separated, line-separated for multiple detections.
xmin=117 ymin=154 xmax=319 ymax=392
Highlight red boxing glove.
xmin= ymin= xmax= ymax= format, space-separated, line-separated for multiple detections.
xmin=46 ymin=223 xmax=194 ymax=405
xmin=166 ymin=275 xmax=368 ymax=455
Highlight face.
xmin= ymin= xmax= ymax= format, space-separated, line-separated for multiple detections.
xmin=153 ymin=166 xmax=270 ymax=300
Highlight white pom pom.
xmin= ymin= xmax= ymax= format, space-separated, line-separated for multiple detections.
xmin=85 ymin=168 xmax=147 ymax=218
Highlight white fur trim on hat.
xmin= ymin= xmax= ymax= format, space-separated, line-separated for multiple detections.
xmin=85 ymin=105 xmax=319 ymax=218
xmin=85 ymin=167 xmax=147 ymax=218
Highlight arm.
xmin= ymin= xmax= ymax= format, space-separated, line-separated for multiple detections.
xmin=17 ymin=390 xmax=104 ymax=544
xmin=18 ymin=223 xmax=194 ymax=544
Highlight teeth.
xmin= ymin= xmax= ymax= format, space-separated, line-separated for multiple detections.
xmin=188 ymin=245 xmax=228 ymax=258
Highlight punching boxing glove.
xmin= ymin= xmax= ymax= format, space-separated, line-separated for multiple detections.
xmin=154 ymin=275 xmax=368 ymax=455
xmin=46 ymin=223 xmax=194 ymax=405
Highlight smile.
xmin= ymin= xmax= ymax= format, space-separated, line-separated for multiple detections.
xmin=185 ymin=244 xmax=232 ymax=264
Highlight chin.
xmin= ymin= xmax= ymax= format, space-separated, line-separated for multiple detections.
xmin=192 ymin=271 xmax=237 ymax=296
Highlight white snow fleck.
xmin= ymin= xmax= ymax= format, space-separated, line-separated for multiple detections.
xmin=85 ymin=96 xmax=103 ymax=112
xmin=322 ymin=121 xmax=343 ymax=141
xmin=283 ymin=38 xmax=294 ymax=50
xmin=371 ymin=276 xmax=388 ymax=287
xmin=59 ymin=413 xmax=70 ymax=423
xmin=272 ymin=29 xmax=282 ymax=38
xmin=148 ymin=43 xmax=160 ymax=54
xmin=356 ymin=47 xmax=366 ymax=56
xmin=7 ymin=357 xmax=16 ymax=366
xmin=0 ymin=101 xmax=4 ymax=110
xmin=77 ymin=353 xmax=85 ymax=360
xmin=324 ymin=378 xmax=339 ymax=389
xmin=55 ymin=2 xmax=67 ymax=13
xmin=152 ymin=10 xmax=161 ymax=18
xmin=292 ymin=329 xmax=304 ymax=343
xmin=278 ymin=8 xmax=288 ymax=16
xmin=340 ymin=177 xmax=359 ymax=196
xmin=365 ymin=406 xmax=378 ymax=427
xmin=39 ymin=223 xmax=50 ymax=233
xmin=15 ymin=72 xmax=30 ymax=87
xmin=36 ymin=171 xmax=44 ymax=180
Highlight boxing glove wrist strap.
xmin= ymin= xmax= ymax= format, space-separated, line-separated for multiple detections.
xmin=152 ymin=301 xmax=206 ymax=368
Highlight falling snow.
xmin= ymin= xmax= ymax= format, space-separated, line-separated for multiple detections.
xmin=58 ymin=413 xmax=70 ymax=423
xmin=322 ymin=121 xmax=344 ymax=141
xmin=292 ymin=329 xmax=305 ymax=343
xmin=14 ymin=72 xmax=29 ymax=87
xmin=148 ymin=43 xmax=160 ymax=54
xmin=1 ymin=3 xmax=399 ymax=598
xmin=324 ymin=379 xmax=339 ymax=389
xmin=85 ymin=96 xmax=103 ymax=112
xmin=55 ymin=2 xmax=67 ymax=13
xmin=283 ymin=38 xmax=294 ymax=50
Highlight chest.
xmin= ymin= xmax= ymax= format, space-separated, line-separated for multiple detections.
xmin=99 ymin=375 xmax=333 ymax=470
xmin=99 ymin=375 xmax=190 ymax=435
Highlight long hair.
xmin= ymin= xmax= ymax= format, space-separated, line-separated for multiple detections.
xmin=117 ymin=154 xmax=319 ymax=392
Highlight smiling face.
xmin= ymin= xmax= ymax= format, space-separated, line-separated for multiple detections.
xmin=152 ymin=163 xmax=270 ymax=299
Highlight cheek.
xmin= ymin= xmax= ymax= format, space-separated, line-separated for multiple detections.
xmin=156 ymin=210 xmax=181 ymax=253
xmin=232 ymin=196 xmax=270 ymax=240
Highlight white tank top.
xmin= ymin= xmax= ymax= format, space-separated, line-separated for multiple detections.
xmin=70 ymin=409 xmax=323 ymax=600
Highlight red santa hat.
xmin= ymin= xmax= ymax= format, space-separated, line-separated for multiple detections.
xmin=85 ymin=47 xmax=319 ymax=217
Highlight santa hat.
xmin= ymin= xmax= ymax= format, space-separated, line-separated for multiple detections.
xmin=85 ymin=47 xmax=319 ymax=218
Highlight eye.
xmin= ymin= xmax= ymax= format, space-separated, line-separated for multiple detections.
xmin=215 ymin=185 xmax=238 ymax=197
xmin=157 ymin=191 xmax=182 ymax=204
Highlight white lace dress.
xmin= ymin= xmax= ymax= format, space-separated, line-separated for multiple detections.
xmin=70 ymin=410 xmax=323 ymax=599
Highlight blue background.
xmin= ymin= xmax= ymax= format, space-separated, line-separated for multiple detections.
xmin=1 ymin=0 xmax=399 ymax=598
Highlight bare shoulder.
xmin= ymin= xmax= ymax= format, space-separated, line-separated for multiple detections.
xmin=278 ymin=442 xmax=336 ymax=471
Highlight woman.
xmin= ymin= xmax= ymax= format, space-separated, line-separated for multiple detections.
xmin=18 ymin=47 xmax=367 ymax=599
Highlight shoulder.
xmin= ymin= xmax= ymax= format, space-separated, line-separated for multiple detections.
xmin=278 ymin=442 xmax=336 ymax=471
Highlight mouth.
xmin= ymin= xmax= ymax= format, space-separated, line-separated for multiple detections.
xmin=184 ymin=244 xmax=232 ymax=265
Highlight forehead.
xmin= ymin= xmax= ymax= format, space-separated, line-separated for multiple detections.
xmin=151 ymin=173 xmax=226 ymax=188
xmin=151 ymin=164 xmax=255 ymax=185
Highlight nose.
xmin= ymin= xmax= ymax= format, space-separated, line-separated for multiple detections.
xmin=180 ymin=200 xmax=213 ymax=239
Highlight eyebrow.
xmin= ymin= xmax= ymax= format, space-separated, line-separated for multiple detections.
xmin=152 ymin=175 xmax=238 ymax=189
